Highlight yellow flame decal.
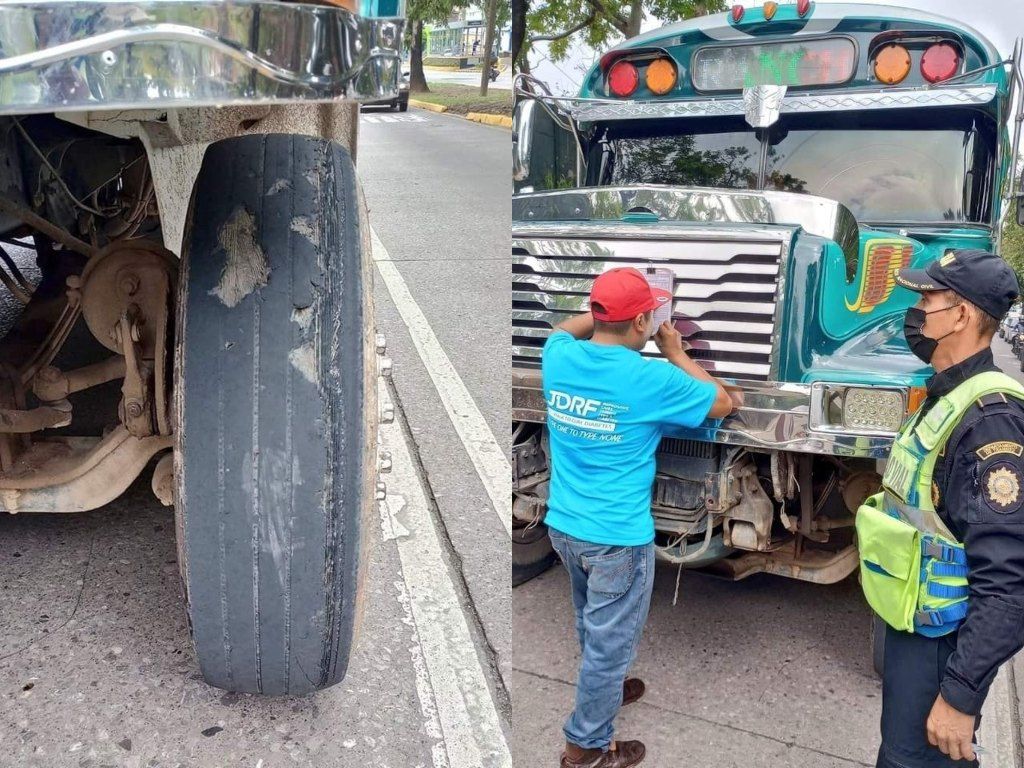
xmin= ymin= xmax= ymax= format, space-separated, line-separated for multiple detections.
xmin=845 ymin=239 xmax=914 ymax=314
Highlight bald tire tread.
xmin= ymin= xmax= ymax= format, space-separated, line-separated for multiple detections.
xmin=512 ymin=521 xmax=558 ymax=587
xmin=175 ymin=133 xmax=376 ymax=695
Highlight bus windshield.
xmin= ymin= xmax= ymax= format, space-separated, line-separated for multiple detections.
xmin=596 ymin=108 xmax=996 ymax=225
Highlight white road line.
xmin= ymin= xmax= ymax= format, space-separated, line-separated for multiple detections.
xmin=372 ymin=228 xmax=512 ymax=538
xmin=361 ymin=113 xmax=427 ymax=123
xmin=378 ymin=389 xmax=513 ymax=768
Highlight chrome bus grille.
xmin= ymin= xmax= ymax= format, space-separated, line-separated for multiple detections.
xmin=512 ymin=236 xmax=785 ymax=381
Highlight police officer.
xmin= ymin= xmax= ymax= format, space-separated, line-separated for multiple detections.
xmin=865 ymin=249 xmax=1024 ymax=768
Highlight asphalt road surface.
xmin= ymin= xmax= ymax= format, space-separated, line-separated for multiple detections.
xmin=0 ymin=108 xmax=511 ymax=768
xmin=513 ymin=335 xmax=1024 ymax=768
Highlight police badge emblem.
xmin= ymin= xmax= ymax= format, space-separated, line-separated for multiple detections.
xmin=985 ymin=465 xmax=1021 ymax=511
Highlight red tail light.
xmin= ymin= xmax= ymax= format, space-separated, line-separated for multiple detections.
xmin=921 ymin=43 xmax=959 ymax=83
xmin=731 ymin=5 xmax=744 ymax=22
xmin=797 ymin=0 xmax=811 ymax=16
xmin=608 ymin=60 xmax=639 ymax=97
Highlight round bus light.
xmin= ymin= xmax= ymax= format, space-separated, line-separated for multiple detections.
xmin=645 ymin=58 xmax=677 ymax=95
xmin=763 ymin=1 xmax=778 ymax=20
xmin=873 ymin=44 xmax=911 ymax=85
xmin=731 ymin=5 xmax=744 ymax=22
xmin=608 ymin=60 xmax=639 ymax=97
xmin=921 ymin=43 xmax=960 ymax=83
xmin=797 ymin=0 xmax=811 ymax=17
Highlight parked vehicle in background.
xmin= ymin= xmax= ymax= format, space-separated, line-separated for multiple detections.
xmin=0 ymin=0 xmax=403 ymax=695
xmin=1000 ymin=306 xmax=1021 ymax=338
xmin=363 ymin=70 xmax=411 ymax=112
xmin=511 ymin=2 xmax=1024 ymax=664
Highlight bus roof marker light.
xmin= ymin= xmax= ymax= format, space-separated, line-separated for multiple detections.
xmin=731 ymin=5 xmax=744 ymax=23
xmin=873 ymin=44 xmax=911 ymax=85
xmin=646 ymin=58 xmax=677 ymax=96
xmin=763 ymin=2 xmax=778 ymax=20
xmin=608 ymin=60 xmax=639 ymax=97
xmin=921 ymin=43 xmax=960 ymax=83
xmin=797 ymin=0 xmax=811 ymax=17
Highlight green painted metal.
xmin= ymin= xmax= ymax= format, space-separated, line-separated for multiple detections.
xmin=578 ymin=5 xmax=1007 ymax=101
xmin=520 ymin=5 xmax=1015 ymax=393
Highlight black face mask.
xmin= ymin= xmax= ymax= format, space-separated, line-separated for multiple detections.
xmin=903 ymin=305 xmax=958 ymax=363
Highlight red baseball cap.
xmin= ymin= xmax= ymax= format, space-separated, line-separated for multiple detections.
xmin=589 ymin=267 xmax=673 ymax=322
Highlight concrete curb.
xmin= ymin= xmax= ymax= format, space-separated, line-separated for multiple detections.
xmin=408 ymin=98 xmax=447 ymax=113
xmin=407 ymin=102 xmax=512 ymax=129
xmin=978 ymin=654 xmax=1021 ymax=766
xmin=466 ymin=112 xmax=512 ymax=129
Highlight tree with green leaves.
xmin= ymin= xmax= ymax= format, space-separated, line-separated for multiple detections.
xmin=1002 ymin=211 xmax=1024 ymax=291
xmin=478 ymin=0 xmax=511 ymax=95
xmin=407 ymin=0 xmax=468 ymax=93
xmin=525 ymin=0 xmax=726 ymax=65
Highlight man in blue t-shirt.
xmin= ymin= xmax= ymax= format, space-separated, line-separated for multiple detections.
xmin=543 ymin=266 xmax=735 ymax=768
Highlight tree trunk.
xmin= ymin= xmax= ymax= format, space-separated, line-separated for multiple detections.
xmin=512 ymin=0 xmax=527 ymax=71
xmin=410 ymin=19 xmax=429 ymax=94
xmin=626 ymin=0 xmax=643 ymax=38
xmin=479 ymin=0 xmax=498 ymax=96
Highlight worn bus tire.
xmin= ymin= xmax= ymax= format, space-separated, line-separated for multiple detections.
xmin=512 ymin=521 xmax=558 ymax=587
xmin=174 ymin=133 xmax=377 ymax=695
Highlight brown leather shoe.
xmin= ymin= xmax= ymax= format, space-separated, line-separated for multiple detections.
xmin=622 ymin=677 xmax=645 ymax=706
xmin=561 ymin=739 xmax=646 ymax=768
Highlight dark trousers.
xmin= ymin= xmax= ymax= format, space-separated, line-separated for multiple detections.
xmin=876 ymin=626 xmax=979 ymax=768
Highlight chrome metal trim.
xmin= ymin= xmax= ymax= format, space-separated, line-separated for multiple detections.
xmin=512 ymin=226 xmax=787 ymax=381
xmin=513 ymin=187 xmax=860 ymax=277
xmin=514 ymin=274 xmax=776 ymax=298
xmin=512 ymin=368 xmax=899 ymax=458
xmin=0 ymin=1 xmax=403 ymax=114
xmin=565 ymin=84 xmax=997 ymax=123
xmin=515 ymin=290 xmax=777 ymax=318
xmin=515 ymin=253 xmax=782 ymax=280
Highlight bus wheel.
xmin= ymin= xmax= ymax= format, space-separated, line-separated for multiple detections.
xmin=174 ymin=133 xmax=377 ymax=694
xmin=513 ymin=521 xmax=558 ymax=586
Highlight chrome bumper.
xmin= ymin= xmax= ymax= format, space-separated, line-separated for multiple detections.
xmin=512 ymin=368 xmax=898 ymax=459
xmin=0 ymin=1 xmax=403 ymax=115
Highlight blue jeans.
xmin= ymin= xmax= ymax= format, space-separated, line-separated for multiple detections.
xmin=548 ymin=527 xmax=656 ymax=750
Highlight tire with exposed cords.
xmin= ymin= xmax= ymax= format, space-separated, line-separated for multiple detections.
xmin=174 ymin=133 xmax=377 ymax=695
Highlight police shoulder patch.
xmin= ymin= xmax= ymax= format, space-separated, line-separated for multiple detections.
xmin=976 ymin=441 xmax=1024 ymax=460
xmin=982 ymin=461 xmax=1024 ymax=514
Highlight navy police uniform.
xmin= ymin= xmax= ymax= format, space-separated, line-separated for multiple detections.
xmin=879 ymin=250 xmax=1024 ymax=768
xmin=878 ymin=348 xmax=1024 ymax=767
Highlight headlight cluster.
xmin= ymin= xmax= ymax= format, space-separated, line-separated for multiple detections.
xmin=811 ymin=383 xmax=908 ymax=435
xmin=841 ymin=387 xmax=905 ymax=433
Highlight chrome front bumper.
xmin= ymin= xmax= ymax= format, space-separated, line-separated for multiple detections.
xmin=0 ymin=1 xmax=403 ymax=114
xmin=513 ymin=369 xmax=899 ymax=459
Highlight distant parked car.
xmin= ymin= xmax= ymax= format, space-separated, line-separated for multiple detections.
xmin=361 ymin=70 xmax=410 ymax=112
xmin=1001 ymin=312 xmax=1022 ymax=339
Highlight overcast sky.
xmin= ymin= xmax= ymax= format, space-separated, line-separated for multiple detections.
xmin=530 ymin=0 xmax=1024 ymax=95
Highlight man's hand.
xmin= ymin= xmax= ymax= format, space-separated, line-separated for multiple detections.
xmin=926 ymin=693 xmax=977 ymax=761
xmin=724 ymin=386 xmax=745 ymax=412
xmin=653 ymin=321 xmax=688 ymax=359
